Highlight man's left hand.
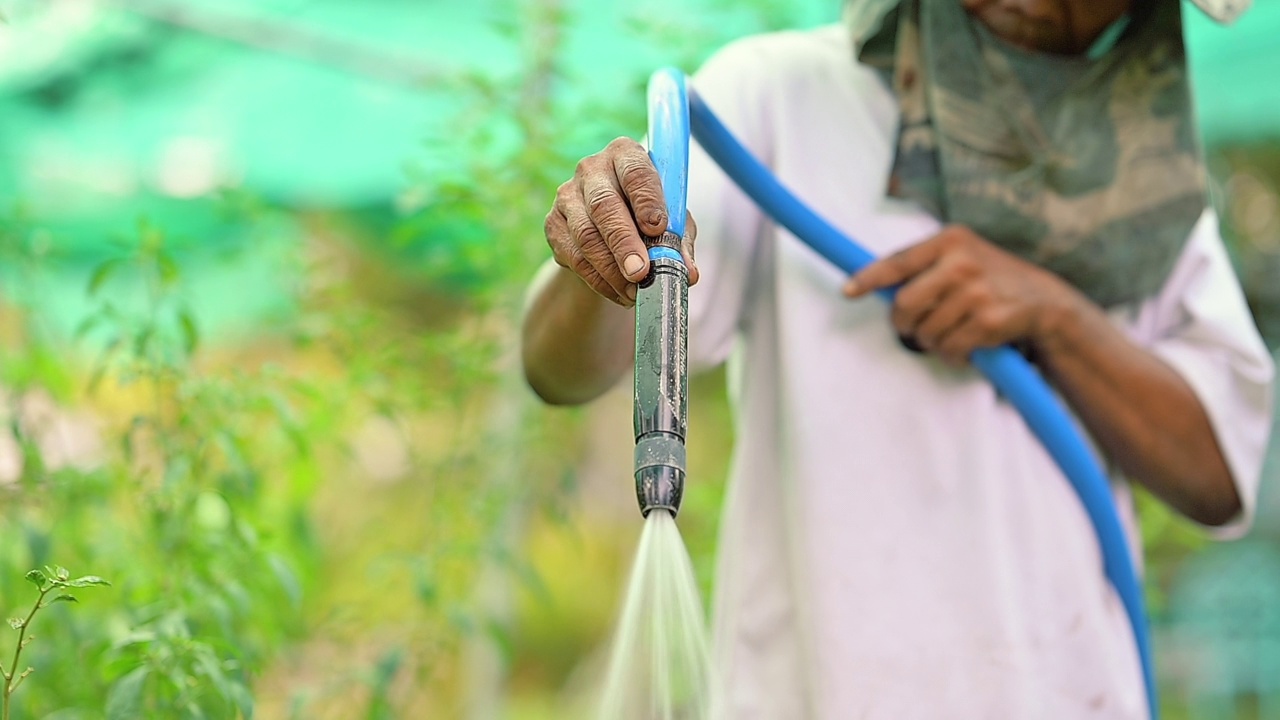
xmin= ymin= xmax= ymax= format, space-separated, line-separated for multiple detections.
xmin=842 ymin=225 xmax=1084 ymax=366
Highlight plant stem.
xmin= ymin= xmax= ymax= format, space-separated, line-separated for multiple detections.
xmin=3 ymin=585 xmax=49 ymax=720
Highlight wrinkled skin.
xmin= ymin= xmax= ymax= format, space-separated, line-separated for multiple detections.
xmin=546 ymin=138 xmax=697 ymax=307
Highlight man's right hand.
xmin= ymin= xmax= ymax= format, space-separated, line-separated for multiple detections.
xmin=544 ymin=137 xmax=698 ymax=307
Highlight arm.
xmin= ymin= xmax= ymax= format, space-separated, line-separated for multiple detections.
xmin=846 ymin=225 xmax=1240 ymax=526
xmin=521 ymin=260 xmax=634 ymax=405
xmin=1033 ymin=291 xmax=1238 ymax=526
xmin=521 ymin=137 xmax=699 ymax=405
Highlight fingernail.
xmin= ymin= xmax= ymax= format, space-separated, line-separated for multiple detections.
xmin=623 ymin=253 xmax=645 ymax=277
xmin=648 ymin=211 xmax=665 ymax=229
xmin=842 ymin=279 xmax=860 ymax=296
xmin=626 ymin=284 xmax=637 ymax=301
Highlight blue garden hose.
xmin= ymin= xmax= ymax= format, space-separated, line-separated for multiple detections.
xmin=645 ymin=66 xmax=1157 ymax=718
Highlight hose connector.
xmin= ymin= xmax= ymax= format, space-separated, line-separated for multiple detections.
xmin=633 ymin=231 xmax=689 ymax=517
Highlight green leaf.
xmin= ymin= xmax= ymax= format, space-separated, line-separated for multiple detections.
xmin=229 ymin=680 xmax=255 ymax=719
xmin=132 ymin=327 xmax=154 ymax=357
xmin=106 ymin=666 xmax=149 ymax=720
xmin=74 ymin=314 xmax=104 ymax=340
xmin=88 ymin=362 xmax=110 ymax=395
xmin=137 ymin=218 xmax=163 ymax=254
xmin=267 ymin=554 xmax=301 ymax=609
xmin=482 ymin=618 xmax=515 ymax=664
xmin=156 ymin=253 xmax=180 ymax=287
xmin=192 ymin=648 xmax=228 ymax=692
xmin=47 ymin=565 xmax=70 ymax=581
xmin=371 ymin=648 xmax=404 ymax=689
xmin=8 ymin=618 xmax=24 ymax=630
xmin=48 ymin=594 xmax=78 ymax=605
xmin=65 ymin=575 xmax=111 ymax=588
xmin=178 ymin=307 xmax=199 ymax=354
xmin=88 ymin=258 xmax=125 ymax=296
xmin=415 ymin=577 xmax=438 ymax=608
xmin=110 ymin=629 xmax=157 ymax=651
xmin=25 ymin=569 xmax=46 ymax=588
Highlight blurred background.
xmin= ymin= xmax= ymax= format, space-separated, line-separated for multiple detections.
xmin=0 ymin=0 xmax=1277 ymax=717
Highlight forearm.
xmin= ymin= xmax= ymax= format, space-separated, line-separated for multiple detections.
xmin=521 ymin=259 xmax=635 ymax=405
xmin=1033 ymin=293 xmax=1239 ymax=526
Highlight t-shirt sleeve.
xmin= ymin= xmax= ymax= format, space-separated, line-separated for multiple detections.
xmin=683 ymin=40 xmax=772 ymax=373
xmin=1143 ymin=210 xmax=1275 ymax=538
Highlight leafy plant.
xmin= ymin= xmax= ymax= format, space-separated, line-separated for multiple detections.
xmin=1 ymin=566 xmax=109 ymax=720
xmin=0 ymin=205 xmax=326 ymax=716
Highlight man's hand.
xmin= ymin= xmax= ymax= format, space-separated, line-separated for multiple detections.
xmin=842 ymin=225 xmax=1083 ymax=366
xmin=844 ymin=224 xmax=1240 ymax=525
xmin=546 ymin=137 xmax=698 ymax=307
xmin=523 ymin=138 xmax=699 ymax=405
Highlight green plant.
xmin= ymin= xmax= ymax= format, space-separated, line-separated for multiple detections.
xmin=0 ymin=205 xmax=328 ymax=717
xmin=2 ymin=566 xmax=108 ymax=720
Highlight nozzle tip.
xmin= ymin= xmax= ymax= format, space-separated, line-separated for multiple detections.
xmin=634 ymin=433 xmax=686 ymax=518
xmin=636 ymin=464 xmax=684 ymax=518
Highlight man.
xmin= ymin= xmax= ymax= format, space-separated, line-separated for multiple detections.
xmin=521 ymin=0 xmax=1274 ymax=717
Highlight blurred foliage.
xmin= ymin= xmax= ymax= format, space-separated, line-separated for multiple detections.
xmin=1211 ymin=146 xmax=1280 ymax=348
xmin=1 ymin=205 xmax=326 ymax=717
xmin=1 ymin=165 xmax=572 ymax=716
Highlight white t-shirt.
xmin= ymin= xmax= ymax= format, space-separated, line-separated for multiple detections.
xmin=685 ymin=24 xmax=1275 ymax=720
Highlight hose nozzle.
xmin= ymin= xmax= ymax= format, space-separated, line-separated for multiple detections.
xmin=633 ymin=231 xmax=689 ymax=518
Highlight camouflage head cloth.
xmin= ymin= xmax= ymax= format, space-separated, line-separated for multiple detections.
xmin=850 ymin=0 xmax=1211 ymax=307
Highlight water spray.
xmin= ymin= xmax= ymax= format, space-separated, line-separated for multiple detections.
xmin=633 ymin=69 xmax=691 ymax=519
xmin=637 ymin=67 xmax=1158 ymax=718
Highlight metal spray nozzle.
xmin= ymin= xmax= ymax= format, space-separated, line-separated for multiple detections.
xmin=632 ymin=232 xmax=689 ymax=518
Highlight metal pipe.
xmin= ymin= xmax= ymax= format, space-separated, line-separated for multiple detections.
xmin=633 ymin=238 xmax=688 ymax=517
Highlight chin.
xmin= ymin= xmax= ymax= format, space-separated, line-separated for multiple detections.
xmin=969 ymin=6 xmax=1077 ymax=54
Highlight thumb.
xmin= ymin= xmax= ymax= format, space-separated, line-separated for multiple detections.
xmin=680 ymin=211 xmax=699 ymax=286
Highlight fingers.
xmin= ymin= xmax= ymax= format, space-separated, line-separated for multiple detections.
xmin=911 ymin=284 xmax=973 ymax=350
xmin=582 ymin=161 xmax=650 ymax=284
xmin=546 ymin=138 xmax=694 ymax=304
xmin=681 ymin=211 xmax=699 ymax=286
xmin=837 ymin=228 xmax=1009 ymax=365
xmin=915 ymin=281 xmax=1015 ymax=365
xmin=544 ymin=204 xmax=573 ymax=270
xmin=611 ymin=138 xmax=668 ymax=238
xmin=888 ymin=261 xmax=958 ymax=337
xmin=892 ymin=252 xmax=982 ymax=343
xmin=545 ymin=203 xmax=629 ymax=306
xmin=560 ymin=182 xmax=637 ymax=303
xmin=934 ymin=307 xmax=1016 ymax=366
xmin=843 ymin=236 xmax=944 ymax=298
